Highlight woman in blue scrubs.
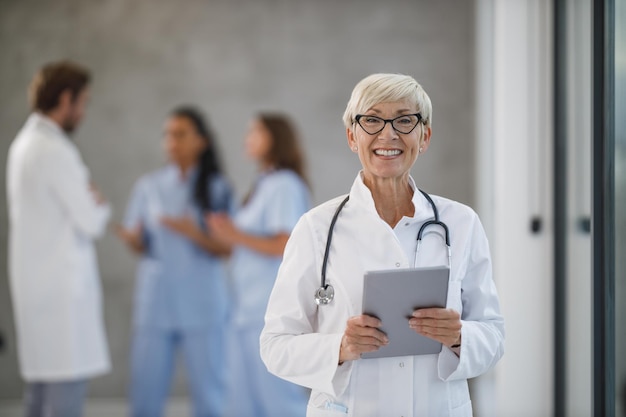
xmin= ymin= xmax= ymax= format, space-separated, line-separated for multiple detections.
xmin=208 ymin=113 xmax=311 ymax=417
xmin=116 ymin=107 xmax=233 ymax=417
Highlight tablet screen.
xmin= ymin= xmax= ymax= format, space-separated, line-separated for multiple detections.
xmin=361 ymin=266 xmax=450 ymax=359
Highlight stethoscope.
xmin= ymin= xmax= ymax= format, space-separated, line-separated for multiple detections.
xmin=314 ymin=189 xmax=451 ymax=305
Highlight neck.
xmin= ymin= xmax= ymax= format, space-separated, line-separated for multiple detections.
xmin=259 ymin=161 xmax=275 ymax=173
xmin=363 ymin=173 xmax=415 ymax=227
xmin=176 ymin=162 xmax=195 ymax=179
xmin=41 ymin=109 xmax=64 ymax=130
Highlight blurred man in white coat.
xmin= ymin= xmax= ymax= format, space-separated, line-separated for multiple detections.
xmin=6 ymin=61 xmax=111 ymax=417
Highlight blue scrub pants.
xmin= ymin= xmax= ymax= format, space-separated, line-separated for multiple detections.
xmin=130 ymin=326 xmax=226 ymax=417
xmin=225 ymin=323 xmax=309 ymax=417
xmin=24 ymin=379 xmax=87 ymax=417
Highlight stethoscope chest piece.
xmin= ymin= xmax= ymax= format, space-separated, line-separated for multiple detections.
xmin=314 ymin=285 xmax=335 ymax=305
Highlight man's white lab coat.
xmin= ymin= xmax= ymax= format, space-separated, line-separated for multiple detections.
xmin=6 ymin=113 xmax=111 ymax=381
xmin=261 ymin=173 xmax=505 ymax=417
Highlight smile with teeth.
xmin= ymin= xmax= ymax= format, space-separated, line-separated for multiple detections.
xmin=374 ymin=149 xmax=402 ymax=157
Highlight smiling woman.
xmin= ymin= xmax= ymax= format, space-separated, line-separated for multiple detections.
xmin=259 ymin=73 xmax=504 ymax=417
xmin=347 ymin=97 xmax=430 ymax=220
xmin=340 ymin=74 xmax=433 ymax=227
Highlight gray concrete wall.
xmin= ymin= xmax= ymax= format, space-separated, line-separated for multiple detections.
xmin=0 ymin=0 xmax=476 ymax=399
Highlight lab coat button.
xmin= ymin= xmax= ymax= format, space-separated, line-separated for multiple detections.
xmin=399 ymin=362 xmax=404 ymax=368
xmin=395 ymin=262 xmax=401 ymax=267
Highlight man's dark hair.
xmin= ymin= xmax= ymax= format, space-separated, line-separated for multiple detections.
xmin=28 ymin=60 xmax=91 ymax=113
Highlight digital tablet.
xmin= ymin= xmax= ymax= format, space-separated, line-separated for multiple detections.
xmin=361 ymin=266 xmax=450 ymax=359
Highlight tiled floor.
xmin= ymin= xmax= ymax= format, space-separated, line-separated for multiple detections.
xmin=0 ymin=398 xmax=190 ymax=417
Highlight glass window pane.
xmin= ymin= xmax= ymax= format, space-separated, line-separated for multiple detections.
xmin=564 ymin=1 xmax=593 ymax=415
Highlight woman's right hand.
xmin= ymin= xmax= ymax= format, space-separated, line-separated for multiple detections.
xmin=205 ymin=213 xmax=239 ymax=245
xmin=114 ymin=223 xmax=144 ymax=254
xmin=339 ymin=315 xmax=389 ymax=363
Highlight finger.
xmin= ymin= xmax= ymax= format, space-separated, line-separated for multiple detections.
xmin=352 ymin=342 xmax=383 ymax=354
xmin=345 ymin=328 xmax=389 ymax=346
xmin=411 ymin=324 xmax=459 ymax=337
xmin=340 ymin=340 xmax=381 ymax=361
xmin=343 ymin=333 xmax=386 ymax=350
xmin=409 ymin=321 xmax=459 ymax=338
xmin=345 ymin=334 xmax=388 ymax=349
xmin=415 ymin=329 xmax=460 ymax=346
xmin=346 ymin=319 xmax=386 ymax=341
xmin=409 ymin=318 xmax=461 ymax=344
xmin=412 ymin=308 xmax=460 ymax=320
xmin=346 ymin=325 xmax=388 ymax=346
xmin=409 ymin=317 xmax=461 ymax=328
xmin=412 ymin=332 xmax=456 ymax=346
xmin=348 ymin=314 xmax=383 ymax=328
xmin=409 ymin=320 xmax=462 ymax=338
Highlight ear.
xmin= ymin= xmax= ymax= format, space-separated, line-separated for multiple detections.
xmin=419 ymin=125 xmax=432 ymax=154
xmin=57 ymin=89 xmax=73 ymax=110
xmin=346 ymin=127 xmax=358 ymax=153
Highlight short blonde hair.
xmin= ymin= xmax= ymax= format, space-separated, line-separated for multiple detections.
xmin=342 ymin=73 xmax=432 ymax=129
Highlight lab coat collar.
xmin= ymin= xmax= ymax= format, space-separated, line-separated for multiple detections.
xmin=348 ymin=171 xmax=434 ymax=223
xmin=28 ymin=112 xmax=68 ymax=140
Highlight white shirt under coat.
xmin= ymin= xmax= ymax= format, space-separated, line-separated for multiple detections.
xmin=6 ymin=113 xmax=111 ymax=381
xmin=260 ymin=172 xmax=505 ymax=417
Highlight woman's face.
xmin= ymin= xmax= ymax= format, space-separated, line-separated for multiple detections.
xmin=347 ymin=99 xmax=431 ymax=184
xmin=244 ymin=119 xmax=273 ymax=164
xmin=163 ymin=116 xmax=206 ymax=168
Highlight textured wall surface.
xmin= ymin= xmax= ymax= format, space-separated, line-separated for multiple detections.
xmin=0 ymin=0 xmax=476 ymax=398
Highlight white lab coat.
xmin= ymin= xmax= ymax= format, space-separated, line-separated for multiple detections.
xmin=260 ymin=173 xmax=505 ymax=417
xmin=6 ymin=113 xmax=111 ymax=381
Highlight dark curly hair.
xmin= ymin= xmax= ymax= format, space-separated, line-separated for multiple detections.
xmin=170 ymin=106 xmax=223 ymax=211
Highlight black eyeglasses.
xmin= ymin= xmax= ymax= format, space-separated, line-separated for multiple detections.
xmin=354 ymin=113 xmax=424 ymax=135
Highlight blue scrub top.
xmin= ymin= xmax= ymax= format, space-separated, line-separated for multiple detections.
xmin=124 ymin=165 xmax=234 ymax=329
xmin=230 ymin=169 xmax=311 ymax=326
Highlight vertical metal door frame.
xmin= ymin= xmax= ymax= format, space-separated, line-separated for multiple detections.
xmin=553 ymin=0 xmax=567 ymax=415
xmin=592 ymin=0 xmax=616 ymax=415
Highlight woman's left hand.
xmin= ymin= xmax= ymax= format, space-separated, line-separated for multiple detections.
xmin=409 ymin=308 xmax=462 ymax=348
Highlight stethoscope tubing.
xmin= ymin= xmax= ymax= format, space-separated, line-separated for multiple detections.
xmin=316 ymin=189 xmax=451 ymax=305
xmin=320 ymin=195 xmax=350 ymax=289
